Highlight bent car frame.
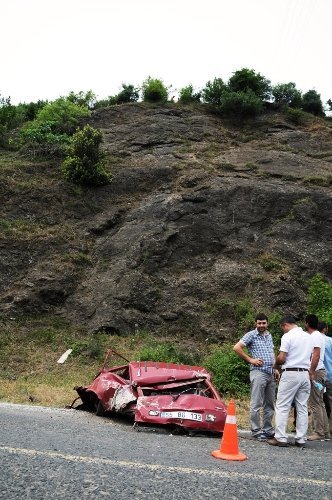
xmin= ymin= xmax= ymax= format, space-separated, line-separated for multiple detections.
xmin=74 ymin=349 xmax=227 ymax=434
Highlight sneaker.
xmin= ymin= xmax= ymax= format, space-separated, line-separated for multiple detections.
xmin=307 ymin=433 xmax=325 ymax=441
xmin=294 ymin=441 xmax=306 ymax=448
xmin=267 ymin=437 xmax=288 ymax=447
xmin=257 ymin=432 xmax=275 ymax=441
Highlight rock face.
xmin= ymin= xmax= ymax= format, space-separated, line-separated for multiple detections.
xmin=0 ymin=103 xmax=331 ymax=338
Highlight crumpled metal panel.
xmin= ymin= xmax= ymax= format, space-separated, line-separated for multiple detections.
xmin=110 ymin=385 xmax=137 ymax=411
xmin=134 ymin=393 xmax=226 ymax=433
xmin=129 ymin=361 xmax=209 ymax=386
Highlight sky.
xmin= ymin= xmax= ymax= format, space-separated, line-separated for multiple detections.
xmin=1 ymin=0 xmax=331 ymax=108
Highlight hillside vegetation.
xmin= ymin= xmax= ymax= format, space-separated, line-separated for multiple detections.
xmin=0 ymin=83 xmax=332 ymax=407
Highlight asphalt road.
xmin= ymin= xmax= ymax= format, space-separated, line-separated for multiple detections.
xmin=0 ymin=403 xmax=331 ymax=499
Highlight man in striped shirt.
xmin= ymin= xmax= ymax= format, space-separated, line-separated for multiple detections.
xmin=233 ymin=313 xmax=277 ymax=440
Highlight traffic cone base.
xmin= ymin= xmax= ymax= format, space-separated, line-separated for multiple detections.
xmin=211 ymin=449 xmax=247 ymax=461
xmin=211 ymin=399 xmax=247 ymax=461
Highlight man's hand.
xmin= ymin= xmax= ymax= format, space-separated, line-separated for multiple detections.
xmin=250 ymin=358 xmax=264 ymax=367
xmin=274 ymin=369 xmax=281 ymax=382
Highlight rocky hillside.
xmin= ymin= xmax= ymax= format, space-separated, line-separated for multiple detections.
xmin=1 ymin=103 xmax=331 ymax=340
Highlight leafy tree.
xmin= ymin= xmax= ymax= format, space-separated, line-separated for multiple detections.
xmin=93 ymin=96 xmax=117 ymax=109
xmin=115 ymin=83 xmax=139 ymax=104
xmin=301 ymin=89 xmax=324 ymax=116
xmin=19 ymin=97 xmax=90 ymax=156
xmin=327 ymin=99 xmax=332 ymax=112
xmin=35 ymin=98 xmax=90 ymax=135
xmin=67 ymin=90 xmax=96 ymax=110
xmin=19 ymin=121 xmax=70 ymax=157
xmin=272 ymin=82 xmax=302 ymax=108
xmin=220 ymin=89 xmax=263 ymax=118
xmin=201 ymin=78 xmax=226 ymax=106
xmin=62 ymin=125 xmax=112 ymax=186
xmin=141 ymin=77 xmax=168 ymax=103
xmin=228 ymin=68 xmax=271 ymax=100
xmin=307 ymin=274 xmax=332 ymax=325
xmin=178 ymin=84 xmax=201 ymax=103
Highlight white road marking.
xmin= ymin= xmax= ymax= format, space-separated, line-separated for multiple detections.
xmin=0 ymin=445 xmax=330 ymax=486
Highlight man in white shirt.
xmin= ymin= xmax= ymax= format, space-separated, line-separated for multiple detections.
xmin=306 ymin=314 xmax=329 ymax=440
xmin=267 ymin=315 xmax=312 ymax=447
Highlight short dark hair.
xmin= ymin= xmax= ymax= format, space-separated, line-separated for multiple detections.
xmin=305 ymin=314 xmax=319 ymax=329
xmin=255 ymin=313 xmax=268 ymax=322
xmin=280 ymin=315 xmax=296 ymax=325
xmin=317 ymin=321 xmax=328 ymax=332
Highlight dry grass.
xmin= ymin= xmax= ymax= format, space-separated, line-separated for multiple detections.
xmin=0 ymin=315 xmax=253 ymax=427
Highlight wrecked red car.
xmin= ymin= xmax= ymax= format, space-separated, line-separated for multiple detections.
xmin=74 ymin=349 xmax=227 ymax=434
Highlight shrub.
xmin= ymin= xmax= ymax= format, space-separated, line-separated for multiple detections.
xmin=19 ymin=97 xmax=90 ymax=156
xmin=19 ymin=120 xmax=70 ymax=157
xmin=220 ymin=90 xmax=263 ymax=118
xmin=301 ymin=89 xmax=324 ymax=116
xmin=141 ymin=77 xmax=168 ymax=103
xmin=178 ymin=84 xmax=201 ymax=103
xmin=286 ymin=107 xmax=307 ymax=125
xmin=228 ymin=68 xmax=271 ymax=100
xmin=35 ymin=98 xmax=90 ymax=135
xmin=66 ymin=90 xmax=96 ymax=109
xmin=203 ymin=344 xmax=249 ymax=398
xmin=201 ymin=78 xmax=226 ymax=106
xmin=62 ymin=125 xmax=112 ymax=186
xmin=139 ymin=342 xmax=202 ymax=365
xmin=115 ymin=84 xmax=139 ymax=104
xmin=307 ymin=274 xmax=332 ymax=325
xmin=272 ymin=82 xmax=302 ymax=108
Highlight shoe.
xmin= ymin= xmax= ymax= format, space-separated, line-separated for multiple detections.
xmin=324 ymin=434 xmax=331 ymax=441
xmin=307 ymin=433 xmax=325 ymax=441
xmin=267 ymin=437 xmax=288 ymax=447
xmin=294 ymin=441 xmax=306 ymax=448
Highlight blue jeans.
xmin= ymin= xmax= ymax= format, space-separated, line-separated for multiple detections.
xmin=249 ymin=370 xmax=275 ymax=435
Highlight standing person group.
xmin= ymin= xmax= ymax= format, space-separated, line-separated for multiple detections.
xmin=233 ymin=312 xmax=331 ymax=447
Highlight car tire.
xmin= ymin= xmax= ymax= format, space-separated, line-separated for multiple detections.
xmin=96 ymin=400 xmax=106 ymax=417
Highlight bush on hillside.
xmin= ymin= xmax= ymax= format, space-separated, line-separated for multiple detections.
xmin=141 ymin=77 xmax=168 ymax=103
xmin=203 ymin=345 xmax=249 ymax=398
xmin=62 ymin=125 xmax=112 ymax=186
xmin=228 ymin=68 xmax=271 ymax=100
xmin=115 ymin=84 xmax=140 ymax=104
xmin=272 ymin=82 xmax=302 ymax=108
xmin=201 ymin=78 xmax=226 ymax=106
xmin=66 ymin=90 xmax=97 ymax=110
xmin=19 ymin=97 xmax=90 ymax=156
xmin=307 ymin=274 xmax=332 ymax=325
xmin=220 ymin=90 xmax=263 ymax=118
xmin=286 ymin=107 xmax=307 ymax=125
xmin=178 ymin=84 xmax=201 ymax=103
xmin=301 ymin=89 xmax=324 ymax=116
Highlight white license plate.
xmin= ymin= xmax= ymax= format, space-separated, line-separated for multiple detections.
xmin=160 ymin=411 xmax=202 ymax=421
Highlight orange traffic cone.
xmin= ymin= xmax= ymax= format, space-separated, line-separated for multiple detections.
xmin=212 ymin=399 xmax=247 ymax=461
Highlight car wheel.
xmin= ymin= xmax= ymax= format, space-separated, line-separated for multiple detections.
xmin=96 ymin=400 xmax=106 ymax=416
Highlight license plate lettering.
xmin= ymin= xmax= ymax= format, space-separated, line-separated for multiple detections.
xmin=160 ymin=411 xmax=202 ymax=421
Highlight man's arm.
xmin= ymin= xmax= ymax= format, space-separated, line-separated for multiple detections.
xmin=309 ymin=347 xmax=320 ymax=381
xmin=274 ymin=351 xmax=287 ymax=368
xmin=233 ymin=341 xmax=263 ymax=367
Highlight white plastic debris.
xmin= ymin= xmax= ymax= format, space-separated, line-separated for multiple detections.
xmin=57 ymin=349 xmax=73 ymax=364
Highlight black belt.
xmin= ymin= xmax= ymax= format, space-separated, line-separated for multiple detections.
xmin=282 ymin=368 xmax=308 ymax=372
